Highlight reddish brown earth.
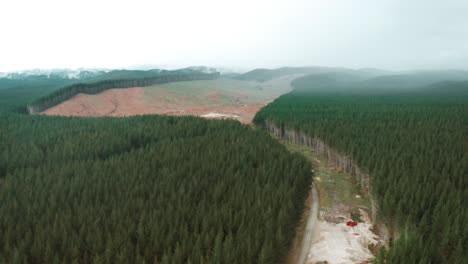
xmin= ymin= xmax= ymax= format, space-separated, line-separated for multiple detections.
xmin=43 ymin=87 xmax=265 ymax=123
xmin=43 ymin=75 xmax=301 ymax=123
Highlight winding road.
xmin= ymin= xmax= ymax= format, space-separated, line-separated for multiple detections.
xmin=297 ymin=183 xmax=319 ymax=264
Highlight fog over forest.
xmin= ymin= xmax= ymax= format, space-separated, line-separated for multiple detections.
xmin=1 ymin=0 xmax=467 ymax=72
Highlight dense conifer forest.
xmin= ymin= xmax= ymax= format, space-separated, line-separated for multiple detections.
xmin=0 ymin=77 xmax=75 ymax=113
xmin=0 ymin=79 xmax=311 ymax=263
xmin=2 ymin=69 xmax=466 ymax=263
xmin=254 ymin=76 xmax=468 ymax=263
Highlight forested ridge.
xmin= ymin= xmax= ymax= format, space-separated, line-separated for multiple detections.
xmin=28 ymin=72 xmax=220 ymax=114
xmin=254 ymin=77 xmax=468 ymax=263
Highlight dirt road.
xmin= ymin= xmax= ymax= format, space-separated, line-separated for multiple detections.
xmin=297 ymin=183 xmax=319 ymax=264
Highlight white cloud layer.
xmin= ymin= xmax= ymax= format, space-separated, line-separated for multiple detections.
xmin=0 ymin=0 xmax=467 ymax=71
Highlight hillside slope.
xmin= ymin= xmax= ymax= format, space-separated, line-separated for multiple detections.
xmin=28 ymin=71 xmax=219 ymax=113
xmin=42 ymin=75 xmax=299 ymax=123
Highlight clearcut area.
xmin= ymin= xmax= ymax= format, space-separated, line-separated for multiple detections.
xmin=42 ymin=75 xmax=299 ymax=123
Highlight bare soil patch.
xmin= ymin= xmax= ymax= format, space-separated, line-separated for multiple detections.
xmin=44 ymin=88 xmax=151 ymax=117
xmin=43 ymin=88 xmax=265 ymax=123
xmin=307 ymin=217 xmax=379 ymax=264
xmin=42 ymin=77 xmax=298 ymax=123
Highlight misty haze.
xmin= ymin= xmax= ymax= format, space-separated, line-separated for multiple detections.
xmin=0 ymin=0 xmax=466 ymax=264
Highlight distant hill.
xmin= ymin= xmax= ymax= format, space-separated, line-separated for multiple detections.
xmin=86 ymin=68 xmax=217 ymax=82
xmin=234 ymin=66 xmax=389 ymax=82
xmin=0 ymin=68 xmax=217 ymax=90
xmin=291 ymin=71 xmax=375 ymax=89
xmin=233 ymin=67 xmax=329 ymax=82
xmin=357 ymin=70 xmax=468 ymax=89
xmin=420 ymin=80 xmax=468 ymax=96
xmin=290 ymin=69 xmax=468 ymax=94
xmin=234 ymin=67 xmax=311 ymax=82
xmin=0 ymin=67 xmax=218 ymax=81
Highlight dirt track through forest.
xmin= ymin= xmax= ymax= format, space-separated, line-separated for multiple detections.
xmin=284 ymin=143 xmax=383 ymax=264
xmin=297 ymin=183 xmax=319 ymax=264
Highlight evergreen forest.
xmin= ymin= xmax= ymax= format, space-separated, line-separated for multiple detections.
xmin=1 ymin=68 xmax=467 ymax=263
xmin=0 ymin=77 xmax=311 ymax=263
xmin=254 ymin=75 xmax=468 ymax=263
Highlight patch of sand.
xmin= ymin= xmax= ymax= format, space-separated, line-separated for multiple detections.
xmin=307 ymin=220 xmax=378 ymax=264
xmin=200 ymin=112 xmax=240 ymax=119
xmin=307 ymin=208 xmax=380 ymax=264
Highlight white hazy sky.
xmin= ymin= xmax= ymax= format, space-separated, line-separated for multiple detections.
xmin=0 ymin=0 xmax=467 ymax=72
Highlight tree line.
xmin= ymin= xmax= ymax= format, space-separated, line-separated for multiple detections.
xmin=27 ymin=72 xmax=220 ymax=114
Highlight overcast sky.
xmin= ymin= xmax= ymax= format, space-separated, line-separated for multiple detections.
xmin=0 ymin=0 xmax=467 ymax=72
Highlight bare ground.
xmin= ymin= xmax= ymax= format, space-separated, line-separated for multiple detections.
xmin=305 ymin=159 xmax=384 ymax=264
xmin=42 ymin=76 xmax=300 ymax=123
xmin=297 ymin=184 xmax=319 ymax=264
xmin=307 ymin=209 xmax=380 ymax=264
xmin=285 ymin=143 xmax=385 ymax=264
xmin=43 ymin=87 xmax=266 ymax=123
xmin=286 ymin=188 xmax=314 ymax=264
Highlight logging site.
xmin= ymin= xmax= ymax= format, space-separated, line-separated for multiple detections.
xmin=0 ymin=0 xmax=467 ymax=263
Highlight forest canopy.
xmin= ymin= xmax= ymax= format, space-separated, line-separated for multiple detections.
xmin=0 ymin=113 xmax=311 ymax=263
xmin=254 ymin=74 xmax=468 ymax=263
xmin=0 ymin=75 xmax=311 ymax=263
